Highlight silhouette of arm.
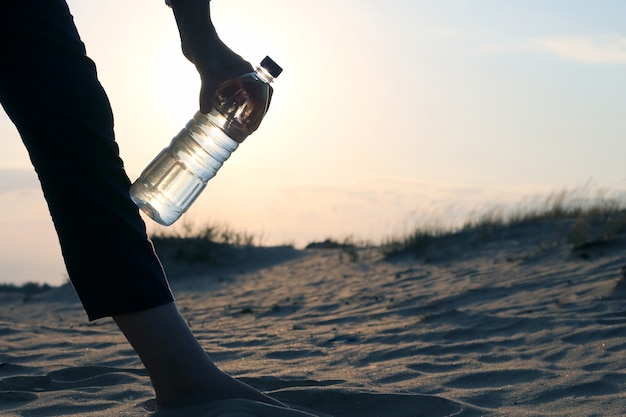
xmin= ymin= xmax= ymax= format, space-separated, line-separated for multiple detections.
xmin=166 ymin=0 xmax=253 ymax=112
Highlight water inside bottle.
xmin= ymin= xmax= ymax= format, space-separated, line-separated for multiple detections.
xmin=130 ymin=114 xmax=240 ymax=225
xmin=130 ymin=148 xmax=205 ymax=226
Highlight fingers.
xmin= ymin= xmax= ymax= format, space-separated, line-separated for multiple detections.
xmin=197 ymin=42 xmax=253 ymax=113
xmin=199 ymin=79 xmax=219 ymax=113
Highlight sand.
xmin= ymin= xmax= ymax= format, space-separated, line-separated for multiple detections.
xmin=1 ymin=223 xmax=626 ymax=416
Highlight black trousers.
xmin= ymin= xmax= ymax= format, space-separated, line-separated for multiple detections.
xmin=0 ymin=0 xmax=174 ymax=320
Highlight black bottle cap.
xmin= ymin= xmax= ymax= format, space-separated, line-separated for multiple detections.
xmin=261 ymin=56 xmax=283 ymax=78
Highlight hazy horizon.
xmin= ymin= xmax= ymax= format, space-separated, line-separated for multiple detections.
xmin=0 ymin=165 xmax=621 ymax=287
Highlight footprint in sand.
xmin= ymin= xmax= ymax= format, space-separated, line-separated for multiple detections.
xmin=150 ymin=390 xmax=465 ymax=417
xmin=151 ymin=398 xmax=320 ymax=417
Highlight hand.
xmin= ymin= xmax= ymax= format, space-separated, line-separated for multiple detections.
xmin=168 ymin=0 xmax=253 ymax=112
xmin=196 ymin=38 xmax=253 ymax=113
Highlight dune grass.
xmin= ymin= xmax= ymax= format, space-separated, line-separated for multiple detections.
xmin=149 ymin=219 xmax=276 ymax=264
xmin=304 ymin=236 xmax=372 ymax=262
xmin=0 ymin=282 xmax=54 ymax=294
xmin=381 ymin=187 xmax=626 ymax=259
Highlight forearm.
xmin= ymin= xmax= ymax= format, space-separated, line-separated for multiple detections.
xmin=167 ymin=0 xmax=217 ymax=77
xmin=164 ymin=0 xmax=253 ymax=111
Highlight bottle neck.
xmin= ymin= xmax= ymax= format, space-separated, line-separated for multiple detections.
xmin=255 ymin=65 xmax=275 ymax=84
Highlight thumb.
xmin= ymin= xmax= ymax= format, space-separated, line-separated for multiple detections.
xmin=199 ymin=78 xmax=219 ymax=114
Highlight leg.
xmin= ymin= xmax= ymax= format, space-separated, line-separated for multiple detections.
xmin=0 ymin=0 xmax=174 ymax=320
xmin=114 ymin=303 xmax=284 ymax=408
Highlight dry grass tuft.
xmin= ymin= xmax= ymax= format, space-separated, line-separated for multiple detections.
xmin=382 ymin=187 xmax=626 ymax=260
xmin=149 ymin=219 xmax=267 ymax=264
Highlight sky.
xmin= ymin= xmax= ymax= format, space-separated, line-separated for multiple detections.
xmin=1 ymin=0 xmax=626 ymax=286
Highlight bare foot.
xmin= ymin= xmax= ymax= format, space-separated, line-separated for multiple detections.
xmin=154 ymin=363 xmax=286 ymax=410
xmin=113 ymin=303 xmax=285 ymax=410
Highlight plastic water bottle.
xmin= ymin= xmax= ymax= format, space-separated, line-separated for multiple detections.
xmin=130 ymin=56 xmax=283 ymax=225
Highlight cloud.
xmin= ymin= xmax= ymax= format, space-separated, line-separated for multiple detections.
xmin=529 ymin=35 xmax=626 ymax=64
xmin=0 ymin=169 xmax=40 ymax=195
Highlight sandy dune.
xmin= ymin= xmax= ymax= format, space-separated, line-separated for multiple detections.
xmin=1 ymin=223 xmax=626 ymax=416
